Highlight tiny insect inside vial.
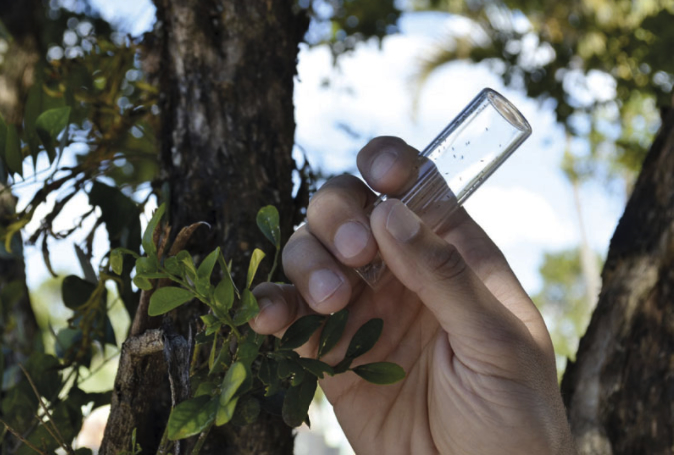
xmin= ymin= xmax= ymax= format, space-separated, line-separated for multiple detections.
xmin=355 ymin=88 xmax=532 ymax=289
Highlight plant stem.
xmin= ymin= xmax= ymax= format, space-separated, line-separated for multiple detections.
xmin=190 ymin=425 xmax=212 ymax=455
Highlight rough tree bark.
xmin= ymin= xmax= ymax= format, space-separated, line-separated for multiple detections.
xmin=562 ymin=106 xmax=674 ymax=454
xmin=101 ymin=1 xmax=309 ymax=454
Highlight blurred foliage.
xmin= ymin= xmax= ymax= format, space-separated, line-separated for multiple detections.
xmin=532 ymin=248 xmax=603 ymax=377
xmin=409 ymin=0 xmax=674 ymax=188
xmin=1 ymin=0 xmax=157 ymax=452
xmin=296 ymin=0 xmax=401 ymax=55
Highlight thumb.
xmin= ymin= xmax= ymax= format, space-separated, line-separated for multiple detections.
xmin=370 ymin=199 xmax=528 ymax=347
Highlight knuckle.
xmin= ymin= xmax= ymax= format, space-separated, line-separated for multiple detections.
xmin=423 ymin=242 xmax=467 ymax=282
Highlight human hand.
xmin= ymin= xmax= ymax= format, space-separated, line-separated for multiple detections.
xmin=251 ymin=137 xmax=576 ymax=454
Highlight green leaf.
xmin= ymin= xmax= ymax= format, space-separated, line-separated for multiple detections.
xmin=209 ymin=344 xmax=231 ymax=376
xmin=110 ymin=249 xmax=124 ymax=275
xmin=5 ymin=124 xmax=23 ymax=176
xmin=352 ymin=362 xmax=406 ymax=385
xmin=208 ymin=334 xmax=218 ymax=370
xmin=136 ymin=272 xmax=169 ymax=280
xmin=246 ymin=248 xmax=265 ymax=289
xmin=176 ymin=250 xmax=196 ymax=280
xmin=279 ymin=314 xmax=325 ymax=350
xmin=164 ymin=256 xmax=182 ymax=276
xmin=143 ymin=203 xmax=165 ymax=257
xmin=35 ymin=106 xmax=71 ymax=162
xmin=219 ymin=362 xmax=247 ymax=407
xmin=282 ymin=375 xmax=317 ymax=428
xmin=332 ymin=357 xmax=353 ymax=374
xmin=232 ymin=289 xmax=259 ymax=326
xmin=213 ymin=278 xmax=234 ymax=316
xmin=296 ymin=358 xmax=334 ymax=379
xmin=291 ymin=366 xmax=306 ymax=386
xmin=201 ymin=314 xmax=218 ymax=325
xmin=167 ymin=395 xmax=217 ymax=440
xmin=61 ymin=275 xmax=96 ymax=310
xmin=205 ymin=321 xmax=221 ymax=336
xmin=197 ymin=247 xmax=220 ymax=281
xmin=345 ymin=318 xmax=383 ymax=359
xmin=215 ymin=396 xmax=239 ymax=427
xmin=317 ymin=309 xmax=349 ymax=359
xmin=136 ymin=255 xmax=158 ymax=274
xmin=23 ymin=83 xmax=43 ymax=165
xmin=133 ymin=275 xmax=152 ymax=291
xmin=258 ymin=357 xmax=282 ymax=396
xmin=148 ymin=287 xmax=194 ymax=316
xmin=231 ymin=395 xmax=260 ymax=426
xmin=194 ymin=381 xmax=216 ymax=397
xmin=256 ymin=205 xmax=281 ymax=247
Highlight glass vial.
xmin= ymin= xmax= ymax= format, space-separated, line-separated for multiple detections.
xmin=356 ymin=88 xmax=532 ymax=289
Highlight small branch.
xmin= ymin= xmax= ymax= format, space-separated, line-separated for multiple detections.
xmin=18 ymin=364 xmax=73 ymax=455
xmin=0 ymin=418 xmax=47 ymax=455
xmin=190 ymin=425 xmax=212 ymax=455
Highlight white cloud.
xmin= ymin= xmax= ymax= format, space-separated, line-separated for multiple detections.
xmin=465 ymin=185 xmax=577 ymax=248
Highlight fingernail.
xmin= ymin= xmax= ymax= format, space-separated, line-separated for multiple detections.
xmin=254 ymin=298 xmax=273 ymax=324
xmin=334 ymin=221 xmax=369 ymax=259
xmin=308 ymin=269 xmax=343 ymax=304
xmin=386 ymin=201 xmax=421 ymax=243
xmin=371 ymin=151 xmax=397 ymax=182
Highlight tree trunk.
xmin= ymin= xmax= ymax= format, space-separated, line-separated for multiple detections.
xmin=101 ymin=1 xmax=309 ymax=453
xmin=0 ymin=0 xmax=43 ymax=381
xmin=562 ymin=107 xmax=674 ymax=454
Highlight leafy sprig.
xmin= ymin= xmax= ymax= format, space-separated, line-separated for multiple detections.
xmin=111 ymin=204 xmax=405 ymax=441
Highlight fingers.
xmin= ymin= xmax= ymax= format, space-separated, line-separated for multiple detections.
xmin=370 ymin=199 xmax=532 ymax=351
xmin=306 ymin=174 xmax=379 ymax=268
xmin=249 ymin=282 xmax=304 ymax=336
xmin=282 ymin=225 xmax=361 ymax=314
xmin=356 ymin=136 xmax=421 ymax=195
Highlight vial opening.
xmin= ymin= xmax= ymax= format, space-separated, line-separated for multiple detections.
xmin=486 ymin=89 xmax=532 ymax=133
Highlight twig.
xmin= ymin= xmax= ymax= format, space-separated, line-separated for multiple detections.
xmin=18 ymin=364 xmax=74 ymax=455
xmin=190 ymin=425 xmax=212 ymax=455
xmin=0 ymin=417 xmax=48 ymax=455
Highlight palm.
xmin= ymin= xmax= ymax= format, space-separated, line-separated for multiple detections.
xmin=317 ymin=281 xmax=442 ymax=454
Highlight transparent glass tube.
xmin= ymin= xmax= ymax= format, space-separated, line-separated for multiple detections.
xmin=356 ymin=88 xmax=532 ymax=289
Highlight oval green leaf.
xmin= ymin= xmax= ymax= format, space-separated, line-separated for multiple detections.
xmin=148 ymin=286 xmax=194 ymax=316
xmin=197 ymin=247 xmax=220 ymax=281
xmin=352 ymin=362 xmax=405 ymax=385
xmin=256 ymin=205 xmax=281 ymax=247
xmin=296 ymin=358 xmax=334 ymax=379
xmin=110 ymin=249 xmax=124 ymax=275
xmin=345 ymin=318 xmax=383 ymax=359
xmin=213 ymin=277 xmax=234 ymax=315
xmin=219 ymin=361 xmax=247 ymax=407
xmin=215 ymin=396 xmax=239 ymax=426
xmin=35 ymin=106 xmax=71 ymax=162
xmin=142 ymin=203 xmax=165 ymax=257
xmin=5 ymin=124 xmax=23 ymax=176
xmin=282 ymin=375 xmax=317 ymax=428
xmin=279 ymin=314 xmax=325 ymax=351
xmin=167 ymin=395 xmax=217 ymax=440
xmin=246 ymin=248 xmax=265 ymax=289
xmin=133 ymin=275 xmax=152 ymax=291
xmin=317 ymin=309 xmax=349 ymax=359
xmin=232 ymin=289 xmax=259 ymax=326
xmin=62 ymin=275 xmax=96 ymax=310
